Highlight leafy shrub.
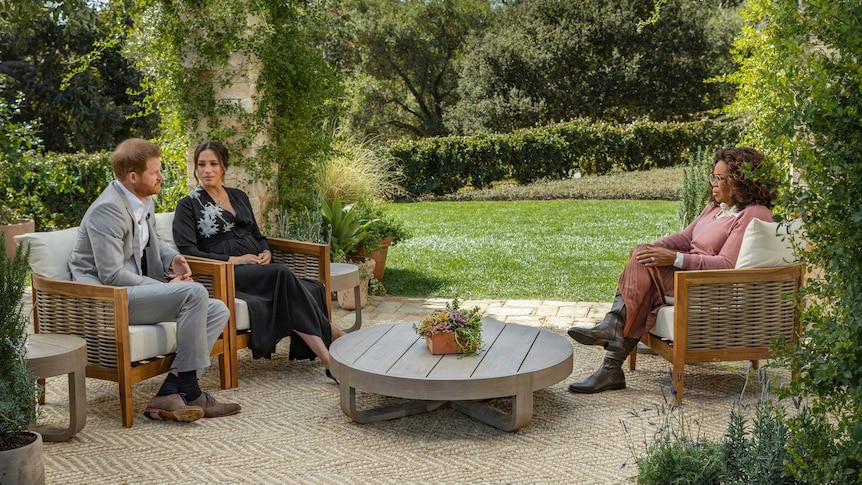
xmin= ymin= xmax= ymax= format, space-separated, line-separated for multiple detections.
xmin=728 ymin=0 xmax=862 ymax=481
xmin=628 ymin=370 xmax=797 ymax=484
xmin=390 ymin=118 xmax=744 ymax=197
xmin=2 ymin=151 xmax=113 ymax=230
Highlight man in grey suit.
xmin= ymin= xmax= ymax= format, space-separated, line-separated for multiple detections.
xmin=69 ymin=138 xmax=240 ymax=422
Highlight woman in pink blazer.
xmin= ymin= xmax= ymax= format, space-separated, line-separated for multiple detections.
xmin=568 ymin=147 xmax=777 ymax=394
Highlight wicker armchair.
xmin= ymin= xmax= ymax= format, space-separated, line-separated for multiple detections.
xmin=17 ymin=229 xmax=232 ymax=427
xmin=629 ymin=265 xmax=803 ymax=403
xmin=154 ymin=213 xmax=331 ymax=388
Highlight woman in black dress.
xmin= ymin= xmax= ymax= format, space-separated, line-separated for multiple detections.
xmin=172 ymin=141 xmax=345 ymax=382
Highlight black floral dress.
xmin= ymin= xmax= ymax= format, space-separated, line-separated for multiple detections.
xmin=172 ymin=186 xmax=332 ymax=360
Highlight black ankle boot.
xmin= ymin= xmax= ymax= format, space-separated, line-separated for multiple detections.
xmin=568 ymin=293 xmax=626 ymax=352
xmin=569 ymin=338 xmax=638 ymax=394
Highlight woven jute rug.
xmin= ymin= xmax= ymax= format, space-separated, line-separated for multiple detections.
xmin=37 ymin=318 xmax=790 ymax=485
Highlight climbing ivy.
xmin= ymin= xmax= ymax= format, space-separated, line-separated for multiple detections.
xmin=128 ymin=0 xmax=340 ymax=216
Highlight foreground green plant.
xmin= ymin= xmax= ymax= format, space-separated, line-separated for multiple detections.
xmin=728 ymin=1 xmax=862 ymax=481
xmin=626 ymin=369 xmax=796 ymax=484
xmin=0 ymin=236 xmax=40 ymax=450
xmin=321 ymin=195 xmax=375 ymax=262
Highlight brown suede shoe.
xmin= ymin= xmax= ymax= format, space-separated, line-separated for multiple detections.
xmin=144 ymin=394 xmax=205 ymax=422
xmin=184 ymin=392 xmax=241 ymax=418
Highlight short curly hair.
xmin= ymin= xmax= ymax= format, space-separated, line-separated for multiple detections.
xmin=712 ymin=146 xmax=776 ymax=209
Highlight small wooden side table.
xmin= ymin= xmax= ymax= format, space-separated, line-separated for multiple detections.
xmin=330 ymin=262 xmax=363 ymax=332
xmin=25 ymin=334 xmax=87 ymax=442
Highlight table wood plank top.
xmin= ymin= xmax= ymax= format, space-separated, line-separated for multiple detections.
xmin=329 ymin=319 xmax=573 ymax=431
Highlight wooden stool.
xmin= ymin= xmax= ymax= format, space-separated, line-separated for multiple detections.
xmin=25 ymin=334 xmax=87 ymax=442
xmin=330 ymin=262 xmax=363 ymax=332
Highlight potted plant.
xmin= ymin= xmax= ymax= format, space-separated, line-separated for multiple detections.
xmin=0 ymin=234 xmax=44 ymax=484
xmin=413 ymin=299 xmax=484 ymax=356
xmin=0 ymin=204 xmax=35 ymax=260
xmin=336 ymin=257 xmax=379 ymax=310
xmin=349 ymin=202 xmax=410 ymax=280
xmin=320 ymin=195 xmax=376 ymax=262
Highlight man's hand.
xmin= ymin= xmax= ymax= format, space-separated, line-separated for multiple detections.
xmin=167 ymin=254 xmax=194 ymax=283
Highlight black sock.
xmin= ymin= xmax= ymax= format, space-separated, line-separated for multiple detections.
xmin=177 ymin=371 xmax=202 ymax=401
xmin=156 ymin=373 xmax=179 ymax=397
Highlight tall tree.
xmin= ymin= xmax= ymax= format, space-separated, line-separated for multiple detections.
xmin=449 ymin=0 xmax=740 ymax=134
xmin=0 ymin=4 xmax=158 ymax=152
xmin=327 ymin=0 xmax=491 ymax=139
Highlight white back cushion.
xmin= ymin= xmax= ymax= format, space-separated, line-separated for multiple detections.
xmin=735 ymin=218 xmax=802 ymax=269
xmin=154 ymin=212 xmax=177 ymax=251
xmin=15 ymin=228 xmax=79 ymax=280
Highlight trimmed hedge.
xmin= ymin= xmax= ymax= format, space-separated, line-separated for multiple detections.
xmin=390 ymin=118 xmax=745 ymax=197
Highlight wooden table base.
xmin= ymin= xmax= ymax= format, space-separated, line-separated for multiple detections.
xmin=26 ymin=334 xmax=87 ymax=442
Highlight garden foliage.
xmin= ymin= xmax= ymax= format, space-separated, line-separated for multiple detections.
xmin=677 ymin=147 xmax=713 ymax=229
xmin=449 ymin=0 xmax=741 ymax=134
xmin=1 ymin=151 xmax=114 ymax=231
xmin=390 ymin=118 xmax=743 ymax=197
xmin=0 ymin=236 xmax=40 ymax=450
xmin=727 ymin=0 xmax=862 ymax=481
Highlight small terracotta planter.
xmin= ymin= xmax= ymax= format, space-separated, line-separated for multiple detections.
xmin=1 ymin=219 xmax=35 ymax=260
xmin=425 ymin=332 xmax=477 ymax=355
xmin=348 ymin=236 xmax=393 ymax=280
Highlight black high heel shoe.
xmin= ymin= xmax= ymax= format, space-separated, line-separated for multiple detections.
xmin=325 ymin=369 xmax=339 ymax=385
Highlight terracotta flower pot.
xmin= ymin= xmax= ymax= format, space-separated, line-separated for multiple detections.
xmin=1 ymin=219 xmax=35 ymax=260
xmin=425 ymin=332 xmax=477 ymax=355
xmin=348 ymin=236 xmax=393 ymax=280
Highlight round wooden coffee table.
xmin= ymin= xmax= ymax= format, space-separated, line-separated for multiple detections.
xmin=329 ymin=320 xmax=573 ymax=431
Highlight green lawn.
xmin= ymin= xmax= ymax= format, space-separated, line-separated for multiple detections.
xmin=382 ymin=199 xmax=679 ymax=302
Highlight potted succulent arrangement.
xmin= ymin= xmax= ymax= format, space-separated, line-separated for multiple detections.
xmin=0 ymin=235 xmax=44 ymax=484
xmin=413 ymin=299 xmax=484 ymax=356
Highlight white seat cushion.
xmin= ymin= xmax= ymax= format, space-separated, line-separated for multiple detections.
xmin=652 ymin=306 xmax=675 ymax=341
xmin=235 ymin=297 xmax=250 ymax=331
xmin=15 ymin=228 xmax=79 ymax=280
xmin=128 ymin=322 xmax=178 ymax=362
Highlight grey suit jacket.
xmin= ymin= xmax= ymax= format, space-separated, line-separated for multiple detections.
xmin=69 ymin=181 xmax=177 ymax=286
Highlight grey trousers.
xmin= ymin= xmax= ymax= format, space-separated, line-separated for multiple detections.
xmin=127 ymin=282 xmax=229 ymax=373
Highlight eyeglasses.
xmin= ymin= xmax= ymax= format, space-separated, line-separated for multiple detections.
xmin=710 ymin=174 xmax=727 ymax=186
